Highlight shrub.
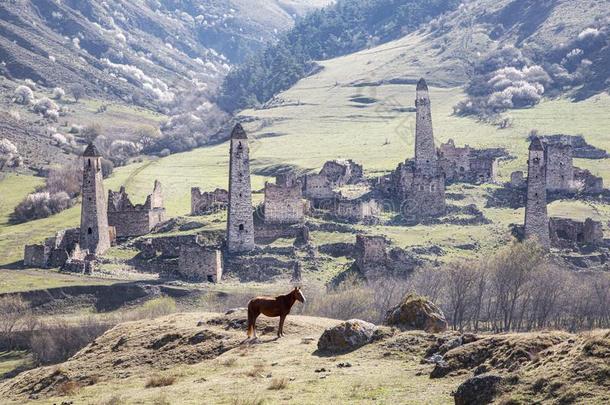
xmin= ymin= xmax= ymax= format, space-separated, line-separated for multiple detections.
xmin=57 ymin=380 xmax=81 ymax=396
xmin=0 ymin=295 xmax=34 ymax=350
xmin=101 ymin=158 xmax=114 ymax=178
xmin=145 ymin=374 xmax=177 ymax=388
xmin=46 ymin=162 xmax=81 ymax=196
xmin=14 ymin=85 xmax=34 ymax=105
xmin=268 ymin=378 xmax=288 ymax=390
xmin=52 ymin=87 xmax=66 ymax=100
xmin=11 ymin=191 xmax=73 ymax=222
xmin=29 ymin=317 xmax=111 ymax=365
xmin=70 ymin=83 xmax=85 ymax=102
xmin=81 ymin=123 xmax=101 ymax=142
xmin=33 ymin=97 xmax=59 ymax=116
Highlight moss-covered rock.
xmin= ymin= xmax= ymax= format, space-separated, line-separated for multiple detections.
xmin=384 ymin=294 xmax=448 ymax=333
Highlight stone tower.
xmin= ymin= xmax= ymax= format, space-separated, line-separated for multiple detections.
xmin=226 ymin=124 xmax=255 ymax=253
xmin=415 ymin=78 xmax=438 ymax=174
xmin=80 ymin=143 xmax=111 ymax=255
xmin=524 ymin=137 xmax=550 ymax=248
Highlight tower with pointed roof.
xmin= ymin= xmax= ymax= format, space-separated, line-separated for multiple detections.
xmin=79 ymin=143 xmax=110 ymax=255
xmin=400 ymin=78 xmax=446 ymax=222
xmin=226 ymin=124 xmax=255 ymax=253
xmin=415 ymin=78 xmax=438 ymax=174
xmin=524 ymin=137 xmax=550 ymax=248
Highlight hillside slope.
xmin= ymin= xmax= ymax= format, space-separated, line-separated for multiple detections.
xmin=0 ymin=311 xmax=607 ymax=404
xmin=0 ymin=0 xmax=329 ymax=109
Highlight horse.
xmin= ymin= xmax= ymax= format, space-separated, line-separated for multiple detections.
xmin=246 ymin=287 xmax=306 ymax=339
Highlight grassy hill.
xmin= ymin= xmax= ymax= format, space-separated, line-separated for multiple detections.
xmin=0 ymin=310 xmax=607 ymax=404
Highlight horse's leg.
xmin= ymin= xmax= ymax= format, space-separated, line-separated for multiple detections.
xmin=247 ymin=306 xmax=254 ymax=338
xmin=278 ymin=315 xmax=285 ymax=338
xmin=252 ymin=312 xmax=259 ymax=339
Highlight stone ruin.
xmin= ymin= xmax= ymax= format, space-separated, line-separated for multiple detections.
xmin=264 ymin=173 xmax=304 ymax=224
xmin=353 ymin=235 xmax=421 ymax=280
xmin=134 ymin=234 xmax=223 ymax=282
xmin=108 ymin=180 xmax=166 ymax=238
xmin=438 ymin=139 xmax=505 ymax=184
xmin=550 ymin=217 xmax=604 ymax=248
xmin=303 ymin=159 xmax=364 ymax=204
xmin=191 ymin=188 xmax=228 ymax=215
xmin=23 ymin=228 xmax=95 ymax=273
xmin=333 ymin=198 xmax=380 ymax=223
xmin=178 ymin=244 xmax=223 ymax=282
xmin=511 ymin=135 xmax=604 ymax=194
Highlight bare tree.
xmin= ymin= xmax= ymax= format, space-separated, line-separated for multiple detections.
xmin=0 ymin=295 xmax=32 ymax=349
xmin=70 ymin=84 xmax=86 ymax=103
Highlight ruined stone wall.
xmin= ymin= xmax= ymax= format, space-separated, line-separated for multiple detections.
xmin=264 ymin=180 xmax=304 ymax=224
xmin=469 ymin=155 xmax=498 ymax=184
xmin=178 ymin=245 xmax=222 ymax=282
xmin=335 ymin=200 xmax=380 ymax=222
xmin=405 ymin=173 xmax=446 ymax=221
xmin=227 ymin=125 xmax=255 ymax=253
xmin=574 ymin=168 xmax=604 ymax=193
xmin=439 ymin=140 xmax=471 ymax=182
xmin=107 ymin=182 xmax=166 ymax=238
xmin=303 ymin=173 xmax=338 ymax=201
xmin=23 ymin=244 xmax=50 ymax=268
xmin=545 ymin=143 xmax=574 ymax=191
xmin=524 ymin=139 xmax=550 ymax=248
xmin=191 ymin=188 xmax=228 ymax=215
xmin=80 ymin=154 xmax=110 ymax=255
xmin=550 ymin=217 xmax=604 ymax=247
xmin=511 ymin=171 xmax=525 ymax=188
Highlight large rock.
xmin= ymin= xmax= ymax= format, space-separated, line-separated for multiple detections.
xmin=454 ymin=374 xmax=503 ymax=405
xmin=317 ymin=319 xmax=377 ymax=352
xmin=384 ymin=294 xmax=448 ymax=333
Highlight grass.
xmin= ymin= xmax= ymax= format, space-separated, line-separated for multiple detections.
xmin=145 ymin=375 xmax=177 ymax=388
xmin=0 ymin=351 xmax=29 ymax=377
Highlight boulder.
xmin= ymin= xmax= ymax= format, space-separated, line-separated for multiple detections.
xmin=384 ymin=294 xmax=448 ymax=333
xmin=454 ymin=374 xmax=503 ymax=405
xmin=317 ymin=319 xmax=377 ymax=352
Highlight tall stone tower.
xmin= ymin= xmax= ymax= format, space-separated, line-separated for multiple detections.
xmin=80 ymin=143 xmax=111 ymax=255
xmin=524 ymin=137 xmax=550 ymax=248
xmin=414 ymin=78 xmax=438 ymax=174
xmin=226 ymin=124 xmax=255 ymax=253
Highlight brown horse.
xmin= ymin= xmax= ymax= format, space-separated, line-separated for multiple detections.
xmin=247 ymin=287 xmax=306 ymax=339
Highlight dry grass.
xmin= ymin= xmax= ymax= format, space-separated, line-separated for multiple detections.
xmin=267 ymin=377 xmax=288 ymax=390
xmin=56 ymin=380 xmax=80 ymax=396
xmin=230 ymin=398 xmax=268 ymax=405
xmin=220 ymin=357 xmax=238 ymax=367
xmin=145 ymin=374 xmax=177 ymax=388
xmin=245 ymin=363 xmax=266 ymax=377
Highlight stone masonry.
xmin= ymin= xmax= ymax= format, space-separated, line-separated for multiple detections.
xmin=178 ymin=244 xmax=223 ymax=282
xmin=80 ymin=143 xmax=111 ymax=255
xmin=550 ymin=217 xmax=604 ymax=248
xmin=108 ymin=180 xmax=166 ymax=238
xmin=303 ymin=159 xmax=364 ymax=204
xmin=264 ymin=173 xmax=304 ymax=224
xmin=545 ymin=142 xmax=574 ymax=192
xmin=414 ymin=78 xmax=438 ymax=174
xmin=191 ymin=188 xmax=229 ymax=215
xmin=524 ymin=137 xmax=550 ymax=248
xmin=226 ymin=124 xmax=255 ymax=253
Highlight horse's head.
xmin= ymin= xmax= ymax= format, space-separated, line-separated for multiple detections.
xmin=293 ymin=287 xmax=306 ymax=303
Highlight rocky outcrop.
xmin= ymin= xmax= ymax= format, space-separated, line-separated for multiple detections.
xmin=384 ymin=294 xmax=448 ymax=333
xmin=317 ymin=319 xmax=377 ymax=353
xmin=454 ymin=374 xmax=503 ymax=405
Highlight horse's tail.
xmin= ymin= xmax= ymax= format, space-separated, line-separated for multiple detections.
xmin=247 ymin=301 xmax=254 ymax=338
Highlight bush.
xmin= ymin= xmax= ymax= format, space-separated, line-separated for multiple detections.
xmin=33 ymin=97 xmax=59 ymax=117
xmin=101 ymin=158 xmax=114 ymax=178
xmin=46 ymin=162 xmax=81 ymax=196
xmin=0 ymin=138 xmax=21 ymax=170
xmin=11 ymin=191 xmax=73 ymax=223
xmin=29 ymin=317 xmax=111 ymax=365
xmin=145 ymin=374 xmax=177 ymax=388
xmin=0 ymin=295 xmax=34 ymax=350
xmin=52 ymin=87 xmax=66 ymax=100
xmin=14 ymin=85 xmax=34 ymax=105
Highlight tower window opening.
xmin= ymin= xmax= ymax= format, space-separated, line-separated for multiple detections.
xmin=238 ymin=224 xmax=244 ymax=231
xmin=88 ymin=159 xmax=91 ymax=167
xmin=87 ymin=227 xmax=92 ymax=235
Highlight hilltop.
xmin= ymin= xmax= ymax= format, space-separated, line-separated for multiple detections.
xmin=0 ymin=310 xmax=607 ymax=404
